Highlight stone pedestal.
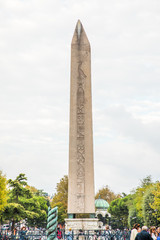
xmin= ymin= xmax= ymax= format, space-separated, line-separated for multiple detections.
xmin=65 ymin=218 xmax=99 ymax=232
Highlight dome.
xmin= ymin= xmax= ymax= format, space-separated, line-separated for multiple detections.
xmin=95 ymin=198 xmax=110 ymax=209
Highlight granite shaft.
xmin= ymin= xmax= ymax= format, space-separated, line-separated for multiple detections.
xmin=68 ymin=20 xmax=95 ymax=214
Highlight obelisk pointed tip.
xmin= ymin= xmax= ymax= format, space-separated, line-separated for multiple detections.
xmin=76 ymin=20 xmax=82 ymax=39
xmin=77 ymin=19 xmax=81 ymax=24
xmin=72 ymin=20 xmax=90 ymax=46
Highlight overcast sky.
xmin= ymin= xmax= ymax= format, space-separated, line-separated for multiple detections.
xmin=0 ymin=0 xmax=160 ymax=196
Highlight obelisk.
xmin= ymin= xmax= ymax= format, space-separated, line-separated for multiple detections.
xmin=68 ymin=20 xmax=95 ymax=216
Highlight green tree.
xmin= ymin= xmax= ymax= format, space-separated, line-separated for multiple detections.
xmin=108 ymin=196 xmax=129 ymax=229
xmin=3 ymin=174 xmax=32 ymax=231
xmin=3 ymin=173 xmax=48 ymax=230
xmin=127 ymin=176 xmax=154 ymax=228
xmin=19 ymin=195 xmax=48 ymax=227
xmin=129 ymin=176 xmax=153 ymax=222
xmin=142 ymin=185 xmax=157 ymax=226
xmin=150 ymin=182 xmax=160 ymax=226
xmin=8 ymin=173 xmax=32 ymax=203
xmin=3 ymin=203 xmax=26 ymax=227
xmin=51 ymin=175 xmax=68 ymax=224
xmin=0 ymin=171 xmax=8 ymax=218
xmin=127 ymin=195 xmax=143 ymax=228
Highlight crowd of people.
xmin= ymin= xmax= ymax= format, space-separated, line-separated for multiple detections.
xmin=1 ymin=223 xmax=160 ymax=240
xmin=130 ymin=224 xmax=160 ymax=240
xmin=62 ymin=224 xmax=160 ymax=240
xmin=0 ymin=226 xmax=45 ymax=240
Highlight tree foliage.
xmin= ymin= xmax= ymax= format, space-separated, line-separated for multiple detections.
xmin=149 ymin=182 xmax=160 ymax=225
xmin=142 ymin=185 xmax=157 ymax=226
xmin=127 ymin=194 xmax=143 ymax=228
xmin=133 ymin=175 xmax=153 ymax=219
xmin=3 ymin=203 xmax=26 ymax=221
xmin=107 ymin=176 xmax=159 ymax=229
xmin=1 ymin=172 xmax=160 ymax=230
xmin=3 ymin=173 xmax=48 ymax=229
xmin=0 ymin=171 xmax=8 ymax=214
xmin=108 ymin=196 xmax=129 ymax=229
xmin=95 ymin=185 xmax=120 ymax=203
xmin=8 ymin=173 xmax=32 ymax=203
xmin=51 ymin=175 xmax=68 ymax=224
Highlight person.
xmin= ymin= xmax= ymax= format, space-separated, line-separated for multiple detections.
xmin=93 ymin=231 xmax=98 ymax=240
xmin=156 ymin=227 xmax=160 ymax=240
xmin=126 ymin=229 xmax=131 ymax=240
xmin=135 ymin=226 xmax=153 ymax=240
xmin=130 ymin=224 xmax=140 ymax=240
xmin=150 ymin=227 xmax=157 ymax=240
xmin=66 ymin=228 xmax=73 ymax=240
xmin=138 ymin=228 xmax=142 ymax=233
xmin=19 ymin=227 xmax=27 ymax=240
xmin=105 ymin=225 xmax=112 ymax=240
xmin=13 ymin=228 xmax=17 ymax=236
xmin=57 ymin=227 xmax=62 ymax=239
xmin=77 ymin=229 xmax=84 ymax=239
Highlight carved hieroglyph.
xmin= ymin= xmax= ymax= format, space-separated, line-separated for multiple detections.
xmin=68 ymin=20 xmax=95 ymax=214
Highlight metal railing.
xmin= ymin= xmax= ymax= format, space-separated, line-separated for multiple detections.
xmin=0 ymin=231 xmax=47 ymax=240
xmin=62 ymin=230 xmax=131 ymax=240
xmin=0 ymin=230 xmax=131 ymax=240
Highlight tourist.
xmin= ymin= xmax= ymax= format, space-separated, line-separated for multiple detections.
xmin=57 ymin=227 xmax=62 ymax=239
xmin=130 ymin=224 xmax=140 ymax=240
xmin=135 ymin=226 xmax=153 ymax=240
xmin=66 ymin=228 xmax=73 ymax=240
xmin=19 ymin=227 xmax=27 ymax=240
xmin=93 ymin=231 xmax=98 ymax=240
xmin=150 ymin=226 xmax=157 ymax=240
xmin=77 ymin=229 xmax=84 ymax=239
xmin=126 ymin=229 xmax=131 ymax=240
xmin=156 ymin=227 xmax=160 ymax=240
xmin=124 ymin=229 xmax=131 ymax=240
xmin=104 ymin=225 xmax=113 ymax=240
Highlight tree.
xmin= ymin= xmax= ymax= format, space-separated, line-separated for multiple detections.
xmin=108 ymin=196 xmax=129 ymax=229
xmin=143 ymin=185 xmax=157 ymax=227
xmin=3 ymin=173 xmax=48 ymax=230
xmin=0 ymin=171 xmax=8 ymax=217
xmin=127 ymin=195 xmax=143 ymax=228
xmin=150 ymin=182 xmax=160 ymax=226
xmin=51 ymin=175 xmax=68 ymax=224
xmin=126 ymin=176 xmax=154 ymax=228
xmin=131 ymin=176 xmax=153 ymax=220
xmin=8 ymin=173 xmax=32 ymax=203
xmin=95 ymin=185 xmax=120 ymax=204
xmin=140 ymin=175 xmax=153 ymax=188
xmin=3 ymin=203 xmax=26 ymax=228
xmin=3 ymin=174 xmax=32 ymax=231
xmin=20 ymin=195 xmax=48 ymax=227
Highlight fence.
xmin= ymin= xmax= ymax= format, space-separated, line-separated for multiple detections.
xmin=62 ymin=230 xmax=131 ymax=240
xmin=0 ymin=230 xmax=131 ymax=240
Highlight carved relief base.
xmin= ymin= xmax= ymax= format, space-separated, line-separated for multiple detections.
xmin=65 ymin=218 xmax=99 ymax=232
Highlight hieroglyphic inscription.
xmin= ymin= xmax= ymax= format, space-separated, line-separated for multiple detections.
xmin=76 ymin=60 xmax=86 ymax=212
